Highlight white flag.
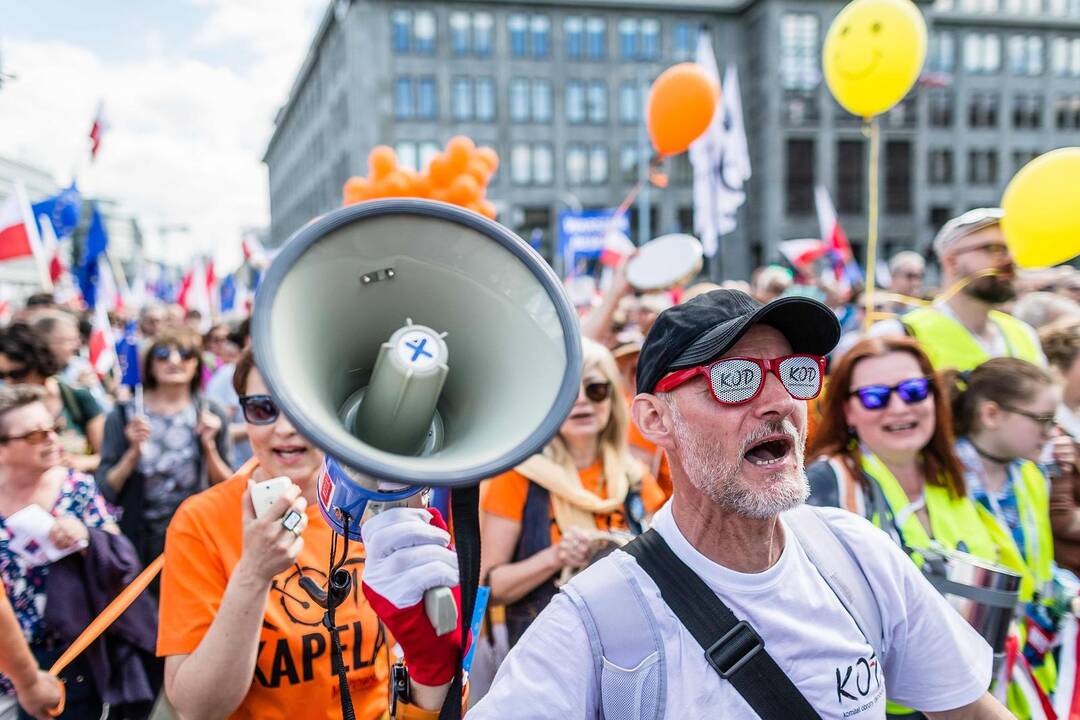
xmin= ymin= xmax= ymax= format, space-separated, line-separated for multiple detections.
xmin=690 ymin=33 xmax=752 ymax=258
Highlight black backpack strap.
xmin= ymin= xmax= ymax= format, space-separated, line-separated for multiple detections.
xmin=624 ymin=530 xmax=821 ymax=720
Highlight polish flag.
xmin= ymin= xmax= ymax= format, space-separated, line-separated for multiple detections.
xmin=815 ymin=185 xmax=863 ymax=288
xmin=178 ymin=257 xmax=213 ymax=331
xmin=89 ymin=102 xmax=108 ymax=161
xmin=599 ymin=231 xmax=636 ymax=269
xmin=0 ymin=183 xmax=52 ymax=289
xmin=778 ymin=238 xmax=828 ymax=270
xmin=88 ymin=303 xmax=117 ymax=375
xmin=37 ymin=213 xmax=66 ymax=283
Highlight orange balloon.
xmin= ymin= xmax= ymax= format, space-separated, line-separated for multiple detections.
xmin=368 ymin=146 xmax=397 ymax=180
xmin=428 ymin=155 xmax=454 ymax=187
xmin=476 ymin=146 xmax=499 ymax=174
xmin=446 ymin=136 xmax=476 ymax=174
xmin=411 ymin=173 xmax=433 ymax=199
xmin=465 ymin=158 xmax=491 ymax=186
xmin=382 ymin=171 xmax=411 ymax=197
xmin=342 ymin=177 xmax=371 ymax=205
xmin=479 ymin=199 xmax=497 ymax=220
xmin=448 ymin=174 xmax=480 ymax=205
xmin=430 ymin=188 xmax=451 ymax=204
xmin=646 ymin=63 xmax=719 ymax=156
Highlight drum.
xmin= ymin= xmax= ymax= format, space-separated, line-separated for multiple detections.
xmin=626 ymin=234 xmax=704 ymax=291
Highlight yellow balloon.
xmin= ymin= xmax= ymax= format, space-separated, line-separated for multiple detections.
xmin=823 ymin=0 xmax=927 ymax=119
xmin=1002 ymin=147 xmax=1080 ymax=269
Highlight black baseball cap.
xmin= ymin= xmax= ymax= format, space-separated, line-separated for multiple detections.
xmin=636 ymin=289 xmax=841 ymax=394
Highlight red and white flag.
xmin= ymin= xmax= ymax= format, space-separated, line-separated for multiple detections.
xmin=88 ymin=303 xmax=116 ymax=376
xmin=599 ymin=231 xmax=636 ymax=269
xmin=36 ymin=213 xmax=66 ymax=284
xmin=89 ymin=102 xmax=108 ymax=161
xmin=0 ymin=182 xmax=52 ymax=289
xmin=241 ymin=232 xmax=269 ymax=268
xmin=178 ymin=257 xmax=213 ymax=331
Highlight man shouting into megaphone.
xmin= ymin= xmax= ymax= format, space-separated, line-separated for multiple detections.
xmin=361 ymin=290 xmax=1012 ymax=719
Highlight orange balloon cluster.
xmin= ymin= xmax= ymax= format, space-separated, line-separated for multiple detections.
xmin=342 ymin=136 xmax=498 ymax=220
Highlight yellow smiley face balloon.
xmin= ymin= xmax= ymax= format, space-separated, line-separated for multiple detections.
xmin=823 ymin=0 xmax=928 ymax=119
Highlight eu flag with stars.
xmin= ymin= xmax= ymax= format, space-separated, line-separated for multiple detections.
xmin=75 ymin=204 xmax=109 ymax=309
xmin=115 ymin=321 xmax=141 ymax=387
xmin=31 ymin=182 xmax=81 ymax=238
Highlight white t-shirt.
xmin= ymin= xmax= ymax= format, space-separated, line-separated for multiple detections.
xmin=470 ymin=504 xmax=991 ymax=719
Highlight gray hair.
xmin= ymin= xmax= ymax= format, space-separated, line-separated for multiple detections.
xmin=1012 ymin=292 xmax=1080 ymax=330
xmin=888 ymin=251 xmax=925 ymax=275
xmin=30 ymin=309 xmax=79 ymax=338
xmin=0 ymin=384 xmax=46 ymax=435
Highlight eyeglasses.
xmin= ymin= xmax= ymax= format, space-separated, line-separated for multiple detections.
xmin=582 ymin=381 xmax=612 ymax=403
xmin=951 ymin=242 xmax=1010 ymax=260
xmin=0 ymin=422 xmax=62 ymax=444
xmin=999 ymin=404 xmax=1056 ymax=433
xmin=851 ymin=377 xmax=932 ymax=410
xmin=655 ymin=355 xmax=826 ymax=405
xmin=239 ymin=394 xmax=280 ymax=425
xmin=0 ymin=367 xmax=31 ymax=382
xmin=151 ymin=345 xmax=197 ymax=362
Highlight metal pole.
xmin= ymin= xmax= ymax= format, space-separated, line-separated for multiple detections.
xmin=637 ymin=69 xmax=651 ymax=247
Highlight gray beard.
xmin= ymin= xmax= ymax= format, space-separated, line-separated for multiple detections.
xmin=669 ymin=404 xmax=809 ymax=519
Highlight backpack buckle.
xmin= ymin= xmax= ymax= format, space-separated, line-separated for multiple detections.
xmin=705 ymin=621 xmax=764 ymax=679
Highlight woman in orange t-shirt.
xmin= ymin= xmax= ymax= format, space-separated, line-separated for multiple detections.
xmin=480 ymin=338 xmax=665 ymax=646
xmin=157 ymin=350 xmax=389 ymax=720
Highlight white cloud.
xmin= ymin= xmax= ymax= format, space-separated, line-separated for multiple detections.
xmin=0 ymin=0 xmax=324 ymax=271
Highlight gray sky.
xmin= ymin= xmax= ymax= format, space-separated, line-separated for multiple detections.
xmin=0 ymin=0 xmax=324 ymax=269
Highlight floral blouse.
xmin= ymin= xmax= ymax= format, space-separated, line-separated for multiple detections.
xmin=0 ymin=470 xmax=115 ymax=696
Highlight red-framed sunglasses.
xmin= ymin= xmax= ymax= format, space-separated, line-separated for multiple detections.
xmin=654 ymin=354 xmax=826 ymax=405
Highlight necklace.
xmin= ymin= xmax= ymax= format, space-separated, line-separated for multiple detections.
xmin=970 ymin=441 xmax=1013 ymax=467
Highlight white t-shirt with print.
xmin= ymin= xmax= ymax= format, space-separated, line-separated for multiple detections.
xmin=470 ymin=503 xmax=991 ymax=719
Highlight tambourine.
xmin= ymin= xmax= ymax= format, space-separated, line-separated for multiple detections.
xmin=626 ymin=234 xmax=704 ymax=291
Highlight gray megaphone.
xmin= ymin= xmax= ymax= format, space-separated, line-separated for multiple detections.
xmin=251 ymin=198 xmax=583 ymax=633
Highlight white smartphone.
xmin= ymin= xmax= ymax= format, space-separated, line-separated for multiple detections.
xmin=250 ymin=476 xmax=293 ymax=519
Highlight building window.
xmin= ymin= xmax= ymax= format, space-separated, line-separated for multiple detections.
xmin=566 ymin=143 xmax=587 ymax=185
xmin=1005 ymin=0 xmax=1043 ymax=11
xmin=641 ymin=19 xmax=661 ymax=60
xmin=1012 ymin=93 xmax=1043 ymax=129
xmin=452 ymin=77 xmax=472 ymax=121
xmin=1012 ymin=149 xmax=1040 ymax=173
xmin=417 ymin=76 xmax=437 ymax=119
xmin=450 ymin=12 xmax=471 ymax=55
xmin=533 ymin=79 xmax=552 ymax=122
xmin=928 ymin=148 xmax=954 ymax=185
xmin=783 ymin=90 xmax=820 ymax=126
xmin=589 ymin=144 xmax=608 ymax=184
xmin=510 ymin=79 xmax=530 ymax=122
xmin=395 ymin=142 xmax=419 ymax=171
xmin=785 ymin=139 xmax=815 ymax=215
xmin=928 ymin=90 xmax=955 ymax=127
xmin=565 ymin=16 xmax=584 ymax=59
xmin=392 ymin=10 xmax=411 ymax=53
xmin=928 ymin=31 xmax=956 ymax=73
xmin=781 ymin=14 xmax=820 ymax=90
xmin=414 ymin=10 xmax=436 ymax=55
xmin=836 ymin=140 xmax=865 ymax=213
xmin=1049 ymin=0 xmax=1080 ymax=14
xmin=1008 ymin=35 xmax=1044 ymax=75
xmin=619 ymin=19 xmax=639 ymax=59
xmin=885 ymin=141 xmax=912 ymax=213
xmin=566 ymin=81 xmax=586 ymax=123
xmin=671 ymin=153 xmax=692 ymax=185
xmin=394 ymin=77 xmax=413 ymax=119
xmin=511 ymin=145 xmax=552 ymax=186
xmin=534 ymin=144 xmax=553 ymax=185
xmin=1057 ymin=95 xmax=1080 ymax=129
xmin=674 ymin=23 xmax=694 ymax=61
xmin=511 ymin=143 xmax=531 ymax=184
xmin=509 ymin=14 xmax=528 ymax=57
xmin=476 ymin=77 xmax=495 ymax=122
xmin=619 ymin=82 xmax=639 ymax=124
xmin=620 ymin=144 xmax=639 ymax=183
xmin=968 ymin=149 xmax=999 ymax=185
xmin=587 ymin=81 xmax=607 ymax=124
xmin=968 ymin=91 xmax=999 ymax=127
xmin=1052 ymin=37 xmax=1080 ymax=77
xmin=531 ymin=15 xmax=551 ymax=58
xmin=586 ymin=17 xmax=606 ymax=59
xmin=929 ymin=205 xmax=953 ymax=232
xmin=964 ymin=33 xmax=1001 ymax=73
xmin=961 ymin=0 xmax=1000 ymax=10
xmin=475 ymin=12 xmax=493 ymax=56
xmin=419 ymin=142 xmax=440 ymax=172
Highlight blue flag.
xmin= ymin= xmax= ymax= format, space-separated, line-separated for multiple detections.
xmin=219 ymin=273 xmax=237 ymax=312
xmin=75 ymin=204 xmax=109 ymax=309
xmin=31 ymin=181 xmax=81 ymax=238
xmin=115 ymin=321 xmax=141 ymax=387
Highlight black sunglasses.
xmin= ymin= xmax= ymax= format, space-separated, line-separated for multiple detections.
xmin=151 ymin=345 xmax=197 ymax=362
xmin=851 ymin=377 xmax=932 ymax=410
xmin=239 ymin=394 xmax=280 ymax=425
xmin=0 ymin=367 xmax=31 ymax=382
xmin=583 ymin=381 xmax=612 ymax=403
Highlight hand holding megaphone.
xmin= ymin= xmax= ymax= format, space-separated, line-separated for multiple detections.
xmin=360 ymin=507 xmax=463 ymax=686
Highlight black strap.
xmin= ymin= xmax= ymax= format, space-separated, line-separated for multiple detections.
xmin=624 ymin=530 xmax=821 ymax=720
xmin=439 ymin=484 xmax=481 ymax=720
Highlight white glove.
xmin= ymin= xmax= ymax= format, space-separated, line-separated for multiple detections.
xmin=360 ymin=506 xmax=459 ymax=609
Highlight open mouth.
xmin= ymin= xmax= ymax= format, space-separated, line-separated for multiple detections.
xmin=743 ymin=435 xmax=794 ymax=467
xmin=273 ymin=446 xmax=308 ymax=460
xmin=883 ymin=421 xmax=918 ymax=433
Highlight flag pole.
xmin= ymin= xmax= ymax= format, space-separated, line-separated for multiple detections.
xmin=14 ymin=180 xmax=53 ymax=292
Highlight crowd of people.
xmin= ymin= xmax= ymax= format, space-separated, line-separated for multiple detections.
xmin=2 ymin=205 xmax=1080 ymax=719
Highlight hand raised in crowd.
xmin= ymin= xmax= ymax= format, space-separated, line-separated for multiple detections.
xmin=49 ymin=515 xmax=89 ymax=551
xmin=1050 ymin=430 xmax=1079 ymax=474
xmin=14 ymin=670 xmax=64 ymax=720
xmin=550 ymin=527 xmax=592 ymax=570
xmin=123 ymin=415 xmax=152 ymax=449
xmin=610 ymin=250 xmax=639 ymax=300
xmin=236 ymin=482 xmax=307 ymax=585
xmin=197 ymin=410 xmax=222 ymax=448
